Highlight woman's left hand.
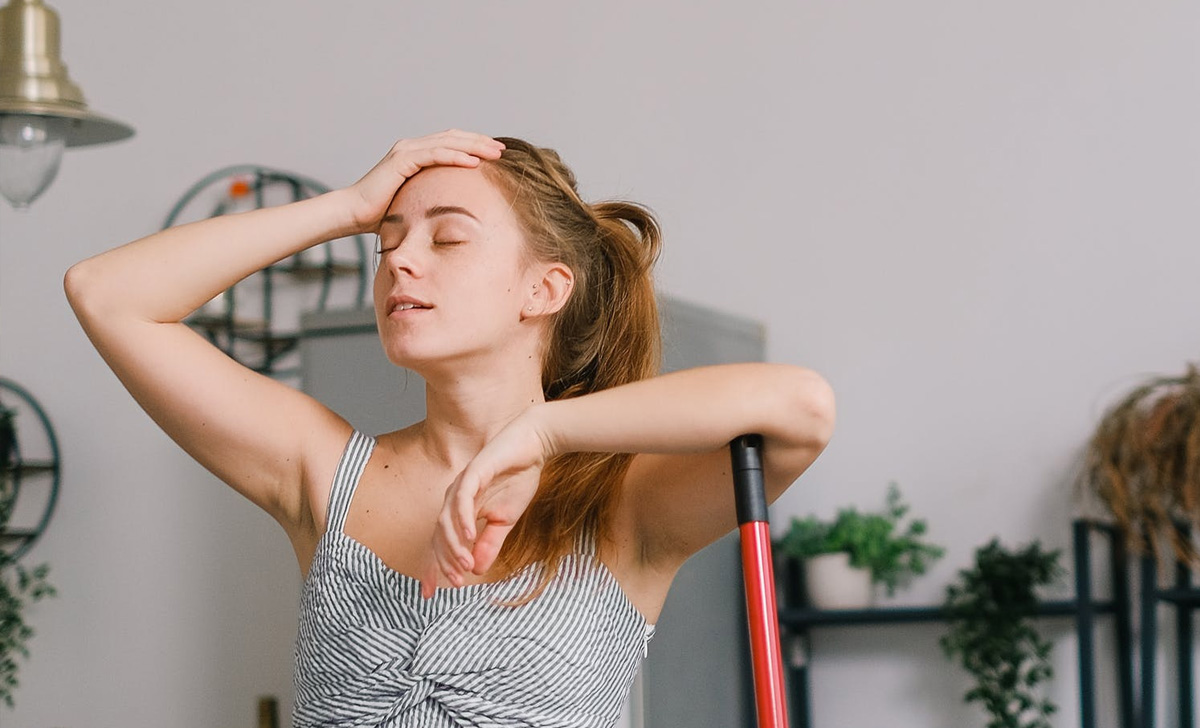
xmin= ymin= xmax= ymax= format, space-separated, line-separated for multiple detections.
xmin=420 ymin=410 xmax=554 ymax=598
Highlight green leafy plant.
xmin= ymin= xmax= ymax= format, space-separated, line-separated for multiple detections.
xmin=940 ymin=539 xmax=1062 ymax=728
xmin=0 ymin=404 xmax=55 ymax=708
xmin=775 ymin=483 xmax=945 ymax=595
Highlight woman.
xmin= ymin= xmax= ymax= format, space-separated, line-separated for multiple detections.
xmin=64 ymin=130 xmax=835 ymax=727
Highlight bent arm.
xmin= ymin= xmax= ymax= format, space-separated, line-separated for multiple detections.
xmin=63 ymin=191 xmax=361 ymax=531
xmin=67 ymin=190 xmax=359 ymax=324
xmin=535 ymin=363 xmax=836 ymax=568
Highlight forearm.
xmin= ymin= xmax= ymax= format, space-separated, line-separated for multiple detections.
xmin=64 ymin=188 xmax=360 ymax=324
xmin=534 ymin=363 xmax=836 ymax=457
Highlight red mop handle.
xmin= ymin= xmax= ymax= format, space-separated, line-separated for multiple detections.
xmin=731 ymin=434 xmax=789 ymax=728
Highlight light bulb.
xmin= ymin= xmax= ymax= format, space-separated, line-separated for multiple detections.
xmin=0 ymin=114 xmax=68 ymax=209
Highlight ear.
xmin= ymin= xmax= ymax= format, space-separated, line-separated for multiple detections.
xmin=520 ymin=263 xmax=574 ymax=321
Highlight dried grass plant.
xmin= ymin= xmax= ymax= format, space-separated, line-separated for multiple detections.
xmin=1078 ymin=363 xmax=1200 ymax=566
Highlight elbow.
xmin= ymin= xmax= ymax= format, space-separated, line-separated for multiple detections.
xmin=63 ymin=260 xmax=90 ymax=315
xmin=778 ymin=367 xmax=836 ymax=449
xmin=63 ymin=259 xmax=106 ymax=323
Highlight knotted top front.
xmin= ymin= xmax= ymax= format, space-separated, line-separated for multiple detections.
xmin=293 ymin=431 xmax=656 ymax=728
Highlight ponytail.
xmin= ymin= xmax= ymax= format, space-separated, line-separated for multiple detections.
xmin=480 ymin=138 xmax=662 ymax=604
xmin=544 ymin=200 xmax=662 ymax=400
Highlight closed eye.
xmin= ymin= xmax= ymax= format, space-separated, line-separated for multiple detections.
xmin=372 ymin=238 xmax=466 ymax=271
xmin=371 ymin=235 xmax=385 ymax=271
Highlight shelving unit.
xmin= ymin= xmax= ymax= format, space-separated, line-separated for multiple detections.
xmin=163 ymin=165 xmax=373 ymax=379
xmin=776 ymin=520 xmax=1134 ymax=728
xmin=1138 ymin=525 xmax=1200 ymax=728
xmin=0 ymin=378 xmax=61 ymax=561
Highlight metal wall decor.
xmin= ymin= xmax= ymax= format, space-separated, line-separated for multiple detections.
xmin=0 ymin=377 xmax=60 ymax=561
xmin=162 ymin=166 xmax=372 ymax=379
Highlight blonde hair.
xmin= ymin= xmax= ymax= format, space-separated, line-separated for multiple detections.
xmin=480 ymin=137 xmax=662 ymax=603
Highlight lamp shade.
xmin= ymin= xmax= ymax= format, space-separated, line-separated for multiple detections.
xmin=0 ymin=0 xmax=132 ymax=147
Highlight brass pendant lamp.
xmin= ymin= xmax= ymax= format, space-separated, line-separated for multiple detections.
xmin=0 ymin=0 xmax=133 ymax=208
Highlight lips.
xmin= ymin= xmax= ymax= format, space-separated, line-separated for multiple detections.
xmin=386 ymin=294 xmax=433 ymax=315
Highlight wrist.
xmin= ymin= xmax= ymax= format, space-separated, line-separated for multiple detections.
xmin=525 ymin=401 xmax=562 ymax=460
xmin=319 ymin=187 xmax=372 ymax=238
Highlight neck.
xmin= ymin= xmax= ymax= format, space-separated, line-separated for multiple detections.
xmin=412 ymin=353 xmax=546 ymax=472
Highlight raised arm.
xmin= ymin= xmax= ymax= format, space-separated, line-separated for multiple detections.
xmin=64 ymin=130 xmax=506 ymax=534
xmin=430 ymin=363 xmax=834 ymax=591
xmin=63 ymin=189 xmax=364 ymax=533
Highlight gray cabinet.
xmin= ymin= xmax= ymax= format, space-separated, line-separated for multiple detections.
xmin=299 ymin=297 xmax=765 ymax=728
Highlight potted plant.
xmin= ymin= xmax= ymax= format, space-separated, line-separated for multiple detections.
xmin=775 ymin=484 xmax=944 ymax=609
xmin=1078 ymin=363 xmax=1200 ymax=566
xmin=0 ymin=402 xmax=55 ymax=708
xmin=941 ymin=539 xmax=1062 ymax=728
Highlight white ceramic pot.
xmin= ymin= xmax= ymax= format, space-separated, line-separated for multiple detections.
xmin=803 ymin=552 xmax=874 ymax=610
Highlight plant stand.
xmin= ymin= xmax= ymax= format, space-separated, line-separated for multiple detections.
xmin=775 ymin=520 xmax=1134 ymax=728
xmin=1137 ymin=521 xmax=1200 ymax=728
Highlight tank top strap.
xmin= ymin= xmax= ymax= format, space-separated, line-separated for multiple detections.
xmin=324 ymin=429 xmax=376 ymax=534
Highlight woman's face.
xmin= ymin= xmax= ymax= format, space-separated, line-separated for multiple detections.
xmin=372 ymin=164 xmax=541 ymax=372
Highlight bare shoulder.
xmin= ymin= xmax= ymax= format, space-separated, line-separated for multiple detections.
xmin=288 ymin=417 xmax=357 ymax=560
xmin=293 ymin=424 xmax=431 ymax=567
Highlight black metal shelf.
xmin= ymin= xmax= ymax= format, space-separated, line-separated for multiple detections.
xmin=779 ymin=599 xmax=1116 ymax=628
xmin=778 ymin=519 xmax=1134 ymax=728
xmin=9 ymin=460 xmax=55 ymax=476
xmin=278 ymin=262 xmax=363 ymax=281
xmin=1153 ymin=587 xmax=1200 ymax=607
xmin=1138 ymin=524 xmax=1200 ymax=728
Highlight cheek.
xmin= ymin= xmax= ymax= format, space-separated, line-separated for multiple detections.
xmin=460 ymin=259 xmax=525 ymax=303
xmin=372 ymin=269 xmax=387 ymax=299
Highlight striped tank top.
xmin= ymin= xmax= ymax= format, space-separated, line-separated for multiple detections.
xmin=293 ymin=430 xmax=657 ymax=727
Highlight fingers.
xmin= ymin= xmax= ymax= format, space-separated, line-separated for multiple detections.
xmin=420 ymin=423 xmax=544 ymax=593
xmin=434 ymin=128 xmax=506 ymax=158
xmin=419 ymin=548 xmax=465 ymax=599
xmin=437 ymin=129 xmax=504 ymax=164
xmin=420 ymin=528 xmax=471 ymax=599
xmin=420 ymin=557 xmax=438 ymax=599
xmin=472 ymin=522 xmax=515 ymax=575
xmin=397 ymin=130 xmax=505 ymax=170
xmin=437 ymin=506 xmax=474 ymax=573
xmin=446 ymin=467 xmax=481 ymax=553
xmin=455 ymin=470 xmax=479 ymax=541
xmin=419 ymin=471 xmax=480 ymax=600
xmin=348 ymin=130 xmax=505 ymax=234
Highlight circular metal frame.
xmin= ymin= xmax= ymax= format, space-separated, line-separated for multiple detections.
xmin=0 ymin=377 xmax=61 ymax=561
xmin=163 ymin=165 xmax=371 ymax=377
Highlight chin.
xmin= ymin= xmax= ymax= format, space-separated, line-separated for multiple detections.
xmin=381 ymin=335 xmax=468 ymax=375
xmin=382 ymin=341 xmax=435 ymax=371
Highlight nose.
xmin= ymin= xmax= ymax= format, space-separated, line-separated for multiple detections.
xmin=377 ymin=236 xmax=423 ymax=279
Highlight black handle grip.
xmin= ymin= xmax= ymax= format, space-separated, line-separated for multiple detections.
xmin=730 ymin=434 xmax=768 ymax=525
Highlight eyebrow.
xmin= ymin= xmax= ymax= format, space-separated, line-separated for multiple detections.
xmin=381 ymin=206 xmax=480 ymax=227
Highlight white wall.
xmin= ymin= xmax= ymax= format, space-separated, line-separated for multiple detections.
xmin=1 ymin=1 xmax=1195 ymax=726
